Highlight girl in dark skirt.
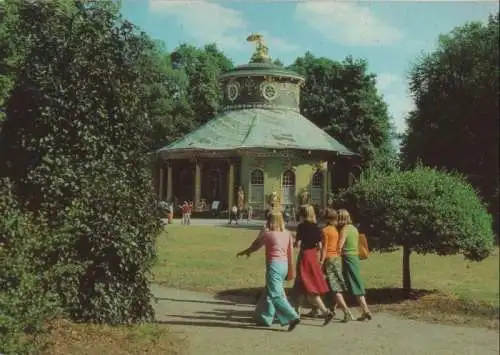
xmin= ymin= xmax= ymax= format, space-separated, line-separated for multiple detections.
xmin=337 ymin=209 xmax=372 ymax=321
xmin=292 ymin=205 xmax=334 ymax=326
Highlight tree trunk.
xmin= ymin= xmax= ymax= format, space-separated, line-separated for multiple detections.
xmin=402 ymin=245 xmax=412 ymax=295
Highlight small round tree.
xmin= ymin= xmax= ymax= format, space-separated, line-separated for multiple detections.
xmin=335 ymin=166 xmax=494 ymax=293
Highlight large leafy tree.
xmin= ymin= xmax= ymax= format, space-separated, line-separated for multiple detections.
xmin=401 ymin=14 xmax=499 ymax=227
xmin=148 ymin=43 xmax=234 ymax=149
xmin=0 ymin=0 xmax=161 ymax=323
xmin=170 ymin=43 xmax=233 ymax=127
xmin=288 ymin=53 xmax=397 ymax=170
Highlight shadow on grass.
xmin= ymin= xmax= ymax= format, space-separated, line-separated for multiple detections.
xmin=218 ymin=223 xmax=300 ymax=232
xmin=218 ymin=224 xmax=266 ymax=231
xmin=214 ymin=287 xmax=436 ymax=307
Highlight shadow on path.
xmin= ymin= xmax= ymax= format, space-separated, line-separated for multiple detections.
xmin=214 ymin=287 xmax=436 ymax=307
xmin=156 ymin=319 xmax=284 ymax=332
xmin=155 ymin=297 xmax=236 ymax=306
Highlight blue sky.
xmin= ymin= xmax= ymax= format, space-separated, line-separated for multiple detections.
xmin=121 ymin=0 xmax=498 ymax=134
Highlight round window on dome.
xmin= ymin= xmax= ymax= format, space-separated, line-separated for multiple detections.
xmin=227 ymin=82 xmax=240 ymax=102
xmin=260 ymin=82 xmax=278 ymax=101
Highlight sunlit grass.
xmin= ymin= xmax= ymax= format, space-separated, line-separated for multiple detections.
xmin=154 ymin=225 xmax=499 ymax=328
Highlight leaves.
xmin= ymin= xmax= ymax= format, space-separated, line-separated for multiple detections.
xmin=402 ymin=13 xmax=499 ymax=231
xmin=0 ymin=0 xmax=162 ymax=339
xmin=288 ymin=52 xmax=397 ymax=171
xmin=336 ymin=166 xmax=494 ymax=260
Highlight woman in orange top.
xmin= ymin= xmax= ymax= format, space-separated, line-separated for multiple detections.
xmin=320 ymin=209 xmax=354 ymax=322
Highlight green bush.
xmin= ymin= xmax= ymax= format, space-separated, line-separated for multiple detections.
xmin=336 ymin=166 xmax=494 ymax=291
xmin=0 ymin=179 xmax=60 ymax=355
xmin=0 ymin=1 xmax=161 ymax=324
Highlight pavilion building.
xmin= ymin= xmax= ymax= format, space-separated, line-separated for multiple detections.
xmin=155 ymin=34 xmax=360 ymax=213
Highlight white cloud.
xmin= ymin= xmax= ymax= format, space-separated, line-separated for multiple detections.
xmin=295 ymin=1 xmax=404 ymax=46
xmin=148 ymin=0 xmax=299 ymax=56
xmin=149 ymin=0 xmax=247 ymax=50
xmin=256 ymin=30 xmax=300 ymax=53
xmin=373 ymin=73 xmax=415 ymax=134
xmin=384 ymin=93 xmax=415 ymax=134
xmin=376 ymin=73 xmax=401 ymax=91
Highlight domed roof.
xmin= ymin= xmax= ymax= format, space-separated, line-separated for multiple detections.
xmin=157 ymin=34 xmax=355 ymax=158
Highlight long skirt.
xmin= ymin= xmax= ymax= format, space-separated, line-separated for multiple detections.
xmin=342 ymin=254 xmax=365 ymax=296
xmin=324 ymin=256 xmax=347 ymax=293
xmin=295 ymin=249 xmax=329 ymax=295
xmin=253 ymin=261 xmax=298 ymax=327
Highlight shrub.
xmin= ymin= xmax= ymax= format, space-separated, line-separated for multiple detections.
xmin=0 ymin=1 xmax=161 ymax=324
xmin=335 ymin=166 xmax=495 ymax=292
xmin=0 ymin=179 xmax=60 ymax=354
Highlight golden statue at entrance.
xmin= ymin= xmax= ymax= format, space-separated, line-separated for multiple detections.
xmin=269 ymin=181 xmax=281 ymax=210
xmin=246 ymin=33 xmax=270 ymax=63
xmin=299 ymin=191 xmax=310 ymax=206
xmin=237 ymin=186 xmax=245 ymax=210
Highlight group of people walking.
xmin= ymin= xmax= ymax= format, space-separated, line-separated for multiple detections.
xmin=236 ymin=204 xmax=371 ymax=332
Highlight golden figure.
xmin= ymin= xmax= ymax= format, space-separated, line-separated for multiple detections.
xmin=269 ymin=181 xmax=281 ymax=210
xmin=246 ymin=33 xmax=270 ymax=63
xmin=299 ymin=191 xmax=310 ymax=206
xmin=237 ymin=186 xmax=245 ymax=210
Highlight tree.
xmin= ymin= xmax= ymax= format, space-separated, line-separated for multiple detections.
xmin=0 ymin=0 xmax=161 ymax=323
xmin=288 ymin=52 xmax=397 ymax=170
xmin=402 ymin=14 xmax=499 ymax=231
xmin=335 ymin=166 xmax=494 ymax=293
xmin=170 ymin=43 xmax=233 ymax=126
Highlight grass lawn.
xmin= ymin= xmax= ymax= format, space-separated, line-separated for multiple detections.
xmin=41 ymin=319 xmax=186 ymax=355
xmin=153 ymin=225 xmax=499 ymax=329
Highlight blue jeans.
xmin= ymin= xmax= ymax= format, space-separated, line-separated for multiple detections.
xmin=256 ymin=261 xmax=299 ymax=326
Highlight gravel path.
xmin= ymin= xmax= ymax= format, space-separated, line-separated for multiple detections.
xmin=152 ymin=284 xmax=499 ymax=355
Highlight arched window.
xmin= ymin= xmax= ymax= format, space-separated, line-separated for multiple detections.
xmin=249 ymin=169 xmax=265 ymax=210
xmin=250 ymin=169 xmax=264 ymax=185
xmin=281 ymin=170 xmax=296 ymax=207
xmin=310 ymin=171 xmax=324 ymax=205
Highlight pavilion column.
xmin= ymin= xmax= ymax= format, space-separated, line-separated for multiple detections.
xmin=228 ymin=162 xmax=234 ymax=209
xmin=194 ymin=160 xmax=201 ymax=210
xmin=158 ymin=165 xmax=164 ymax=201
xmin=347 ymin=170 xmax=355 ymax=187
xmin=323 ymin=164 xmax=329 ymax=210
xmin=166 ymin=162 xmax=173 ymax=202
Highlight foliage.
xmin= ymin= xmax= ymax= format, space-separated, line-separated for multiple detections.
xmin=170 ymin=44 xmax=233 ymax=123
xmin=148 ymin=42 xmax=234 ymax=149
xmin=401 ymin=13 xmax=499 ymax=230
xmin=288 ymin=52 xmax=398 ymax=170
xmin=0 ymin=0 xmax=161 ymax=325
xmin=0 ymin=179 xmax=60 ymax=355
xmin=335 ymin=166 xmax=494 ymax=290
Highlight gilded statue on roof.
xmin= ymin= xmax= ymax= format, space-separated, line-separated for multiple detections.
xmin=246 ymin=33 xmax=270 ymax=63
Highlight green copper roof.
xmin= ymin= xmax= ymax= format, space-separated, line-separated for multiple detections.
xmin=158 ymin=109 xmax=355 ymax=156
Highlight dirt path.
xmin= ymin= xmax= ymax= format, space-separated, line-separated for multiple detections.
xmin=152 ymin=284 xmax=499 ymax=355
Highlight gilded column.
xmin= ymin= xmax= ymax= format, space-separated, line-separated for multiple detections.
xmin=166 ymin=163 xmax=173 ymax=202
xmin=158 ymin=165 xmax=164 ymax=201
xmin=228 ymin=162 xmax=234 ymax=209
xmin=194 ymin=161 xmax=201 ymax=210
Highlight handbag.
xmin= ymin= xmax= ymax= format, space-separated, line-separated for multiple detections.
xmin=358 ymin=233 xmax=369 ymax=260
xmin=286 ymin=234 xmax=295 ymax=281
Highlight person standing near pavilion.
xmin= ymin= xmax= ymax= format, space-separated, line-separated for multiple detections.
xmin=237 ymin=186 xmax=245 ymax=223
